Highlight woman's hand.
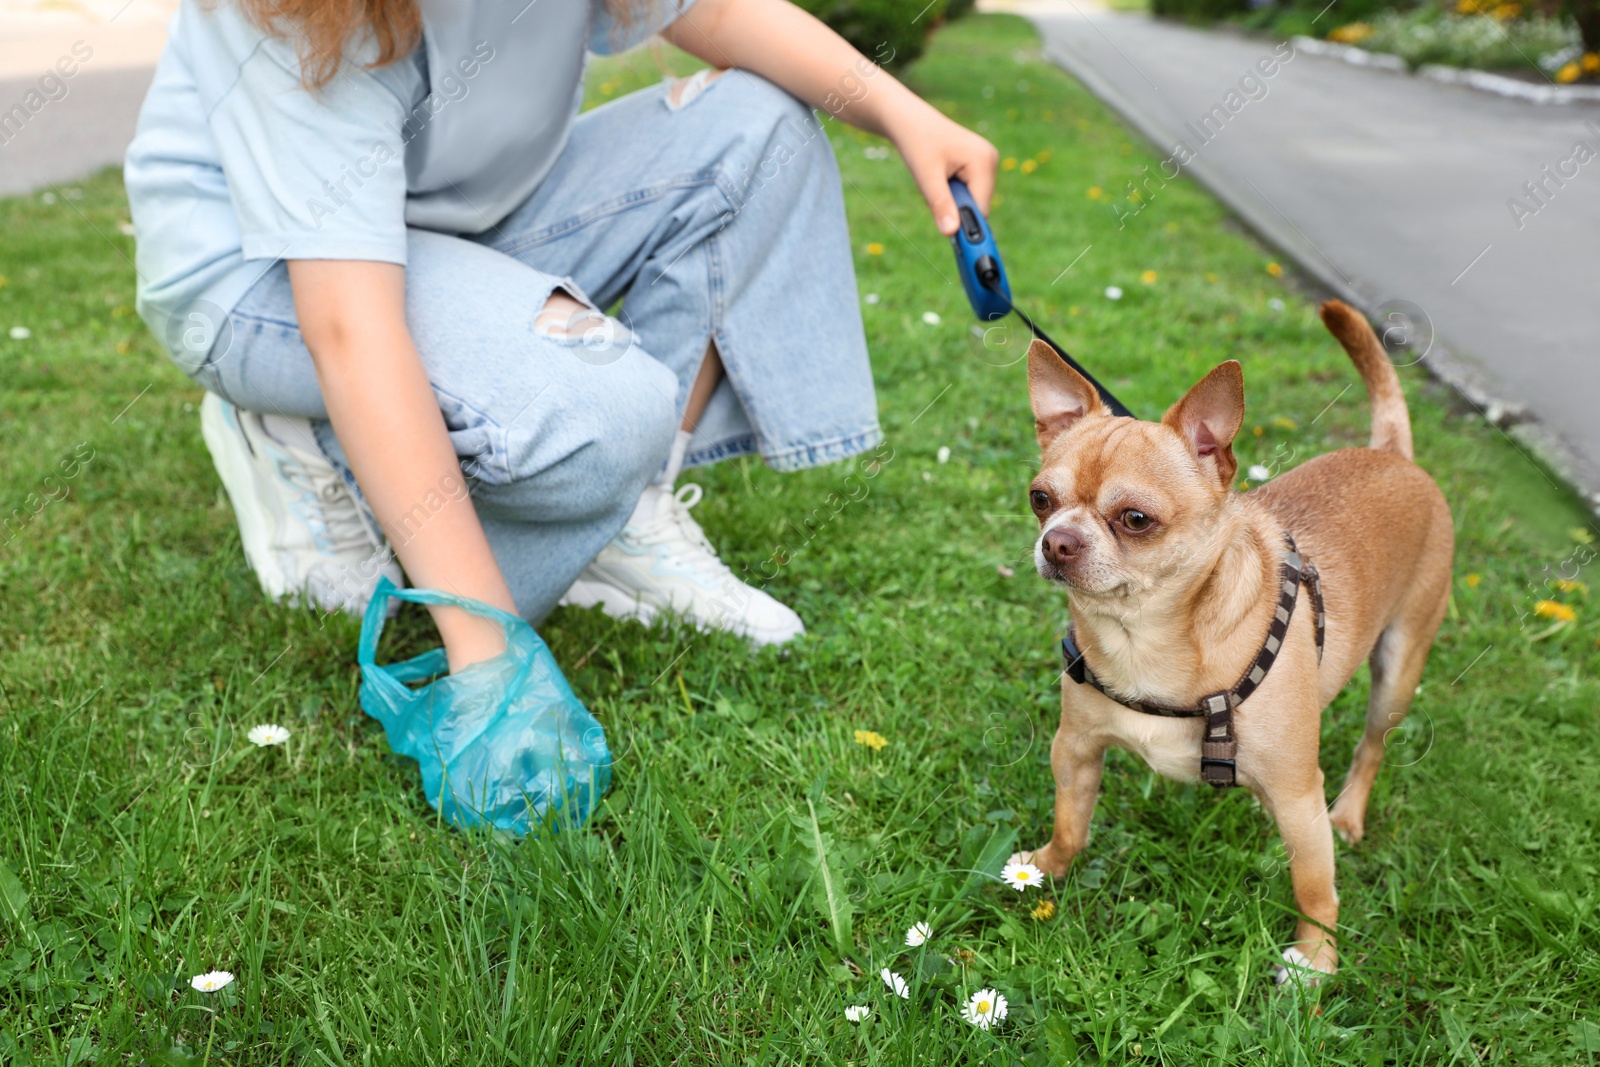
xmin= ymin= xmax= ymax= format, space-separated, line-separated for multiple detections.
xmin=663 ymin=0 xmax=998 ymax=236
xmin=885 ymin=106 xmax=999 ymax=237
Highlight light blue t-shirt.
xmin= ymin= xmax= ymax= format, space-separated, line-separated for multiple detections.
xmin=126 ymin=0 xmax=690 ymax=357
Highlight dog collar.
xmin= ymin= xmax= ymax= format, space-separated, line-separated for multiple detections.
xmin=1059 ymin=534 xmax=1326 ymax=788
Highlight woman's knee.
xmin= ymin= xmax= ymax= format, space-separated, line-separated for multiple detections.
xmin=727 ymin=71 xmax=817 ymax=136
xmin=486 ymin=336 xmax=679 ymax=520
xmin=717 ymin=74 xmax=839 ymax=203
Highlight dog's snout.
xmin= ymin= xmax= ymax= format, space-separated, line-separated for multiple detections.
xmin=1041 ymin=526 xmax=1085 ymax=566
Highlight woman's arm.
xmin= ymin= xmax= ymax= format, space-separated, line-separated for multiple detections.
xmin=661 ymin=0 xmax=998 ymax=236
xmin=289 ymin=260 xmax=515 ymax=672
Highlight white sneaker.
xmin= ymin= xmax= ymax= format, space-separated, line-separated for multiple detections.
xmin=561 ymin=483 xmax=805 ymax=647
xmin=200 ymin=392 xmax=403 ymax=616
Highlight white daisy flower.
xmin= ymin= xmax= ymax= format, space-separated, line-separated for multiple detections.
xmin=190 ymin=970 xmax=234 ymax=993
xmin=922 ymin=311 xmax=942 ymax=325
xmin=247 ymin=723 xmax=291 ymax=747
xmin=118 ymin=221 xmax=137 ymax=236
xmin=936 ymin=446 xmax=950 ymax=465
xmin=1104 ymin=286 xmax=1123 ymax=300
xmin=961 ymin=988 xmax=1008 ymax=1030
xmin=9 ymin=327 xmax=31 ymax=340
xmin=880 ymin=968 xmax=910 ymax=999
xmin=1000 ymin=861 xmax=1044 ymax=891
xmin=1247 ymin=464 xmax=1272 ymax=482
xmin=905 ymin=921 xmax=932 ymax=947
xmin=844 ymin=1004 xmax=871 ymax=1022
xmin=863 ymin=292 xmax=880 ymax=304
xmin=1268 ymin=298 xmax=1286 ymax=311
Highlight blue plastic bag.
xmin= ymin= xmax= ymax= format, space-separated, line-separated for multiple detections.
xmin=357 ymin=576 xmax=611 ymax=835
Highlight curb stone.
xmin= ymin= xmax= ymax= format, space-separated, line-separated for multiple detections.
xmin=1291 ymin=35 xmax=1600 ymax=105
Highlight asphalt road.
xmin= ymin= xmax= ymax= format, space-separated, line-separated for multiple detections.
xmin=1026 ymin=6 xmax=1600 ymax=503
xmin=0 ymin=65 xmax=152 ymax=197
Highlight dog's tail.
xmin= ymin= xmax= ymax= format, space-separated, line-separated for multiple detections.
xmin=1319 ymin=300 xmax=1413 ymax=460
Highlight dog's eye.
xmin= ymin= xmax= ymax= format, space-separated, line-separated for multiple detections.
xmin=1029 ymin=489 xmax=1051 ymax=512
xmin=1121 ymin=509 xmax=1153 ymax=531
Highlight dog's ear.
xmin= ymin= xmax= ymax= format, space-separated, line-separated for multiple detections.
xmin=1162 ymin=360 xmax=1245 ymax=488
xmin=1028 ymin=339 xmax=1105 ymax=451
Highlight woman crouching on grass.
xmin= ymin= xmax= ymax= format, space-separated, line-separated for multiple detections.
xmin=127 ymin=0 xmax=996 ymax=672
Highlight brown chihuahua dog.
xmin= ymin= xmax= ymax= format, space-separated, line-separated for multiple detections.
xmin=1012 ymin=300 xmax=1453 ymax=982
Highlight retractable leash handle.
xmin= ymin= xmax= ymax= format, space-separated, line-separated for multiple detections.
xmin=949 ymin=178 xmax=1012 ymax=322
xmin=947 ymin=178 xmax=1135 ymax=419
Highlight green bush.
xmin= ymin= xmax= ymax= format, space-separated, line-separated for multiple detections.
xmin=794 ymin=0 xmax=948 ymax=67
xmin=1571 ymin=0 xmax=1600 ymax=49
xmin=1238 ymin=0 xmax=1420 ymax=36
xmin=1150 ymin=0 xmax=1250 ymax=22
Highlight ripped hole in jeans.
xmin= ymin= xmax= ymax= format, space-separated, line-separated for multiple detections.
xmin=534 ymin=288 xmax=634 ymax=367
xmin=665 ymin=67 xmax=727 ymax=110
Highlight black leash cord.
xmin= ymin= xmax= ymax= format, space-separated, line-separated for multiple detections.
xmin=977 ymin=268 xmax=1135 ymax=419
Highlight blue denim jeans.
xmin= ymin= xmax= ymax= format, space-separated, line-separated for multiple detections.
xmin=188 ymin=72 xmax=881 ymax=620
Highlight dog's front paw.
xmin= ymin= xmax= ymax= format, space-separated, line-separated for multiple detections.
xmin=1009 ymin=846 xmax=1070 ymax=878
xmin=1328 ymin=801 xmax=1366 ymax=845
xmin=1272 ymin=946 xmax=1336 ymax=988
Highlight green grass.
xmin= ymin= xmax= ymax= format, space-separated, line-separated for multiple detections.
xmin=3 ymin=14 xmax=1599 ymax=1065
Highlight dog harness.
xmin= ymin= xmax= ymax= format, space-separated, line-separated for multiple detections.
xmin=1059 ymin=535 xmax=1327 ymax=788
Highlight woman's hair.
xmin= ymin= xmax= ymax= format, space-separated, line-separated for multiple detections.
xmin=236 ymin=0 xmax=639 ymax=90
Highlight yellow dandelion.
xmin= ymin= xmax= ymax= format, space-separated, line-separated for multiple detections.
xmin=1164 ymin=222 xmax=1179 ymax=234
xmin=1031 ymin=899 xmax=1057 ymax=921
xmin=1068 ymin=305 xmax=1081 ymax=316
xmin=1252 ymin=425 xmax=1264 ymax=437
xmin=1076 ymin=118 xmax=1090 ymax=131
xmin=1556 ymin=62 xmax=1581 ymax=84
xmin=1329 ymin=22 xmax=1374 ymax=43
xmin=1204 ymin=272 xmax=1219 ymax=283
xmin=1140 ymin=270 xmax=1158 ymax=284
xmin=1273 ymin=416 xmax=1297 ymax=430
xmin=1583 ymin=53 xmax=1600 ymax=74
xmin=1036 ymin=150 xmax=1053 ymax=163
xmin=0 ymin=275 xmax=7 ymax=287
xmin=992 ymin=193 xmax=1004 ymax=208
xmin=1490 ymin=2 xmax=1520 ymax=19
xmin=1554 ymin=578 xmax=1588 ymax=595
xmin=115 ymin=341 xmax=131 ymax=354
xmin=600 ymin=80 xmax=618 ymax=96
xmin=1266 ymin=262 xmax=1285 ymax=277
xmin=865 ymin=242 xmax=884 ymax=256
xmin=1020 ymin=159 xmax=1037 ymax=174
xmin=1464 ymin=573 xmax=1481 ymax=588
xmin=1087 ymin=186 xmax=1104 ymax=200
xmin=1534 ymin=600 xmax=1576 ymax=623
xmin=854 ymin=729 xmax=889 ymax=750
xmin=1002 ymin=157 xmax=1018 ymax=171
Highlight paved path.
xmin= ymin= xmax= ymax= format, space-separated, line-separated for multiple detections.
xmin=0 ymin=65 xmax=155 ymax=198
xmin=0 ymin=1 xmax=172 ymax=196
xmin=1009 ymin=0 xmax=1600 ymax=504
